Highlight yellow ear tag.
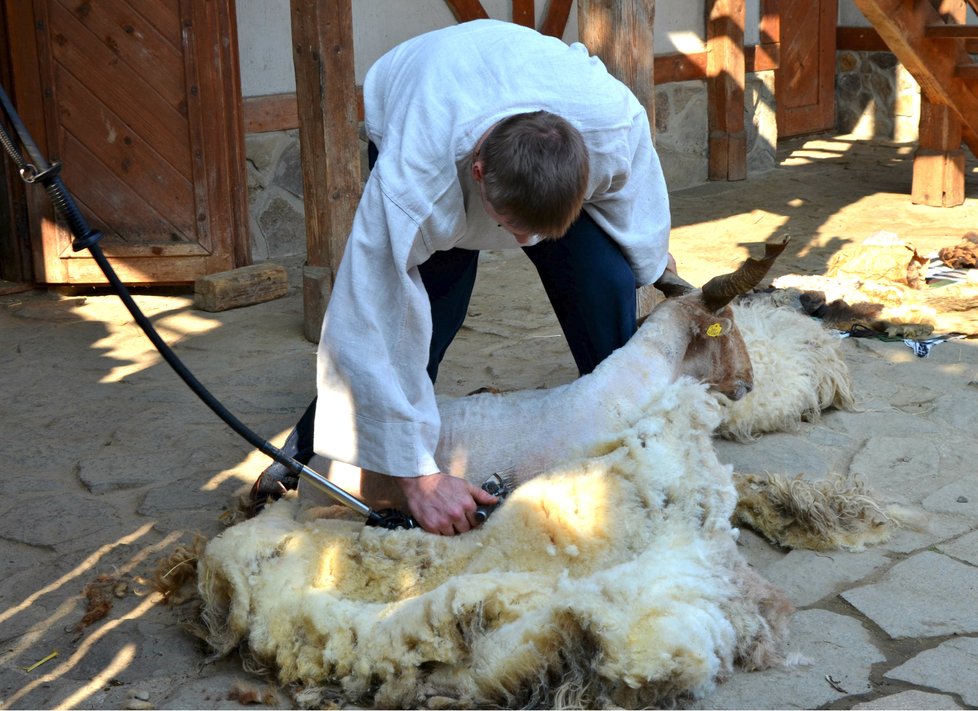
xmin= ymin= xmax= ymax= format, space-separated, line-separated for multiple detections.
xmin=706 ymin=323 xmax=723 ymax=337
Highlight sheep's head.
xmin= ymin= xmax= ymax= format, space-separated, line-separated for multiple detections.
xmin=656 ymin=236 xmax=789 ymax=400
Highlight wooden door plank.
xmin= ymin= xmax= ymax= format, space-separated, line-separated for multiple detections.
xmin=540 ymin=0 xmax=573 ymax=36
xmin=55 ymin=65 xmax=196 ymax=236
xmin=27 ymin=0 xmax=247 ymax=283
xmin=179 ymin=0 xmax=251 ymax=265
xmin=47 ymin=1 xmax=191 ymax=175
xmin=55 ymin=0 xmax=185 ymax=108
xmin=189 ymin=0 xmax=251 ymax=267
xmin=773 ymin=0 xmax=836 ymax=137
xmin=706 ymin=0 xmax=747 ymax=181
xmin=4 ymin=0 xmax=49 ymax=282
xmin=125 ymin=2 xmax=182 ymax=50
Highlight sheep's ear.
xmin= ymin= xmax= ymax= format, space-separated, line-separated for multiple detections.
xmin=654 ymin=270 xmax=696 ymax=298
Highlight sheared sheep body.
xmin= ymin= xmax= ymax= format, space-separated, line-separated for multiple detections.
xmin=435 ymin=295 xmax=746 ymax=484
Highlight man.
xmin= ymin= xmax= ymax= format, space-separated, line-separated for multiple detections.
xmin=251 ymin=19 xmax=674 ymax=536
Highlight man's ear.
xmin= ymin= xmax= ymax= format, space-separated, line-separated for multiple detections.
xmin=472 ymin=160 xmax=484 ymax=183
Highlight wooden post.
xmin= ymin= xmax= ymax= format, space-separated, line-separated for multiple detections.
xmin=290 ymin=0 xmax=362 ymax=342
xmin=706 ymin=0 xmax=747 ymax=181
xmin=912 ymin=0 xmax=966 ymax=207
xmin=913 ymin=99 xmax=966 ymax=206
xmin=577 ymin=0 xmax=661 ymax=320
xmin=577 ymin=0 xmax=656 ymax=126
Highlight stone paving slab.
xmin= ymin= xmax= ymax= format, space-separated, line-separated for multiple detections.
xmin=757 ymin=548 xmax=890 ymax=608
xmin=938 ymin=529 xmax=978 ymax=566
xmin=853 ymin=690 xmax=964 ymax=709
xmin=885 ymin=637 xmax=978 ymax=707
xmin=841 ymin=551 xmax=978 ymax=639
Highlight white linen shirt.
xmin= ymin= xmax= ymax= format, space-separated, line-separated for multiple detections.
xmin=315 ymin=19 xmax=671 ymax=477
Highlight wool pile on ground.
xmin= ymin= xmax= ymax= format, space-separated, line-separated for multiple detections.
xmin=197 ymin=379 xmax=792 ymax=709
xmin=732 ymin=471 xmax=926 ymax=552
xmin=767 ymin=233 xmax=978 ymax=337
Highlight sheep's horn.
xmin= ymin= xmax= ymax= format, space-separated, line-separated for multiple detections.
xmin=700 ymin=236 xmax=790 ymax=311
xmin=654 ymin=269 xmax=697 ymax=297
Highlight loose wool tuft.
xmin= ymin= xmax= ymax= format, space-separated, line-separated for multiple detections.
xmin=198 ymin=380 xmax=792 ymax=709
xmin=732 ymin=472 xmax=928 ymax=552
xmin=716 ymin=301 xmax=855 ymax=442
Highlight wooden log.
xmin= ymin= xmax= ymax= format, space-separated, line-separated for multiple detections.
xmin=194 ymin=263 xmax=289 ymax=312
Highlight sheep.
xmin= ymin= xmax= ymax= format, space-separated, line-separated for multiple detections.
xmin=439 ymin=237 xmax=792 ymax=487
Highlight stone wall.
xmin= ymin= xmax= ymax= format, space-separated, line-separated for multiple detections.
xmin=836 ymin=50 xmax=921 ymax=142
xmin=245 ymin=131 xmax=306 ymax=262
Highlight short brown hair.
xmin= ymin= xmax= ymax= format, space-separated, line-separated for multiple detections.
xmin=479 ymin=111 xmax=589 ymax=238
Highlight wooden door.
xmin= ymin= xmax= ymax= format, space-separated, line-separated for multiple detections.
xmin=770 ymin=0 xmax=838 ymax=138
xmin=4 ymin=0 xmax=249 ymax=285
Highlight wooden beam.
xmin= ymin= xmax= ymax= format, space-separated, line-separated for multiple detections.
xmin=540 ymin=0 xmax=573 ymax=37
xmin=654 ymin=52 xmax=709 ymax=84
xmin=290 ymin=0 xmax=362 ymax=339
xmin=925 ymin=24 xmax=978 ymax=38
xmin=850 ymin=0 xmax=976 ymax=108
xmin=747 ymin=42 xmax=779 ymax=73
xmin=444 ymin=0 xmax=489 ymax=22
xmin=243 ymin=94 xmax=299 ymax=133
xmin=512 ymin=0 xmax=534 ymax=27
xmin=839 ymin=24 xmax=978 ymax=52
xmin=837 ymin=26 xmax=890 ymax=51
xmin=240 ymin=49 xmax=779 ymax=138
xmin=851 ymin=0 xmax=978 ymax=155
xmin=706 ymin=0 xmax=747 ymax=181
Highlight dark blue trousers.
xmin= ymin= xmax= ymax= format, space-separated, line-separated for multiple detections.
xmin=263 ymin=144 xmax=637 ymax=479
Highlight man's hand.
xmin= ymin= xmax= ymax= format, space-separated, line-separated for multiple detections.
xmin=395 ymin=473 xmax=498 ymax=535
